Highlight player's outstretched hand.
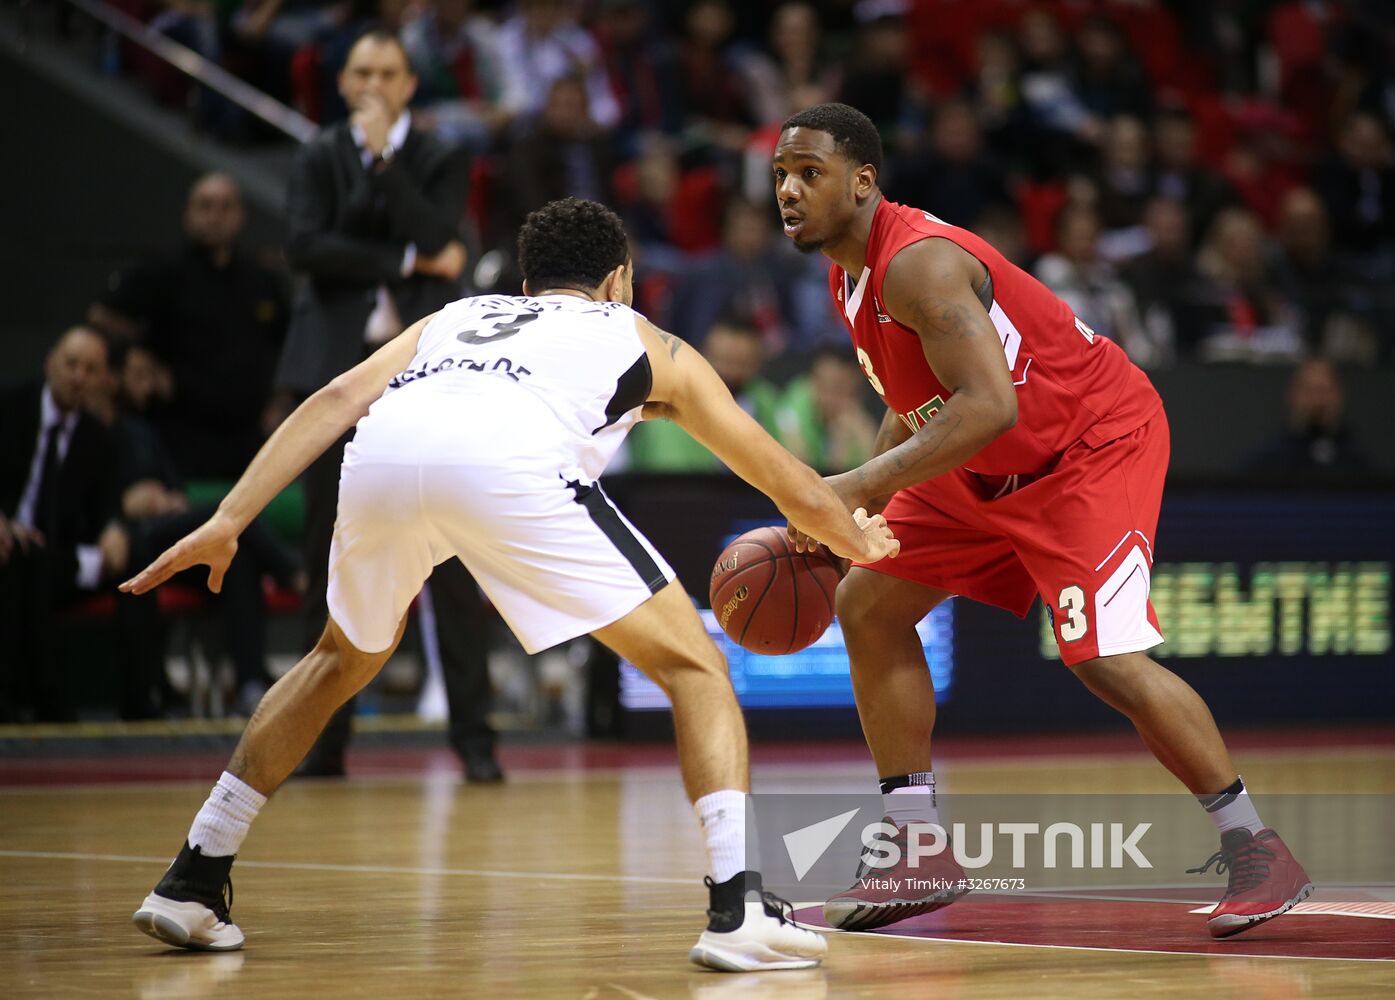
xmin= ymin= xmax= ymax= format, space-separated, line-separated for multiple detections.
xmin=118 ymin=512 xmax=240 ymax=595
xmin=851 ymin=507 xmax=899 ymax=563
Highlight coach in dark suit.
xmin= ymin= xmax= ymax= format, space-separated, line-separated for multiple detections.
xmin=0 ymin=327 xmax=127 ymax=721
xmin=276 ymin=28 xmax=501 ymax=780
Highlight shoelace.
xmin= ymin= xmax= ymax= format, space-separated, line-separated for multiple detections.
xmin=214 ymin=878 xmax=234 ymax=923
xmin=1187 ymin=840 xmax=1276 ymax=896
xmin=701 ymin=877 xmax=802 ymax=928
xmin=760 ymin=890 xmax=797 ymax=926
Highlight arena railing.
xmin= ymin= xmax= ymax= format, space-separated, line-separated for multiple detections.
xmin=26 ymin=0 xmax=317 ymax=143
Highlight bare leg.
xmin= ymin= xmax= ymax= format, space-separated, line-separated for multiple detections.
xmin=228 ymin=615 xmax=408 ymax=796
xmin=1071 ymin=651 xmax=1237 ymax=794
xmin=835 ymin=568 xmax=952 ymax=777
xmin=592 ymin=581 xmax=748 ymax=801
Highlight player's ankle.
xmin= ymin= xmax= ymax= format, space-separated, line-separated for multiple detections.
xmin=704 ymin=871 xmax=762 ymax=933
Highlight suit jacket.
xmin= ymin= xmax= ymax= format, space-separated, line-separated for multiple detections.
xmin=0 ymin=382 xmax=119 ymax=583
xmin=276 ymin=122 xmax=471 ymax=394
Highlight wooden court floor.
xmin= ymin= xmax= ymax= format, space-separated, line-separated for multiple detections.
xmin=1 ymin=739 xmax=1393 ymax=998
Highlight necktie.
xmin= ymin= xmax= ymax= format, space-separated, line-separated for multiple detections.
xmin=34 ymin=422 xmax=62 ymax=537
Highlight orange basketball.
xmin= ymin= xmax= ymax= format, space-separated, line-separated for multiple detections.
xmin=709 ymin=526 xmax=843 ymax=655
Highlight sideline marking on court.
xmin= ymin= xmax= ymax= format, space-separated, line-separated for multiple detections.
xmin=0 ymin=849 xmax=693 ymax=886
xmin=814 ymin=922 xmax=1395 ymax=963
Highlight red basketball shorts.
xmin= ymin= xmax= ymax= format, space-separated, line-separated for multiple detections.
xmin=862 ymin=414 xmax=1170 ymax=666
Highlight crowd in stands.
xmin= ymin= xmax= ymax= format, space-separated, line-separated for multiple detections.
xmin=107 ymin=0 xmax=1395 ymax=388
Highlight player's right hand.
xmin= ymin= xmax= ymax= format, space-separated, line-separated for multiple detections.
xmin=852 ymin=507 xmax=900 ymax=563
xmin=119 ymin=512 xmax=240 ymax=595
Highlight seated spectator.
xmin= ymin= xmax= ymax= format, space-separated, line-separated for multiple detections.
xmin=1149 ymin=108 xmax=1237 ymax=248
xmin=775 ymin=346 xmax=878 ymax=473
xmin=501 ymin=75 xmax=615 ymax=234
xmin=89 ymin=340 xmax=305 ymax=718
xmin=1271 ymin=187 xmax=1379 ymax=363
xmin=1190 ymin=208 xmax=1304 ymax=363
xmin=1094 ymin=115 xmax=1152 ymax=245
xmin=1035 ymin=204 xmax=1159 ymax=367
xmin=885 ymin=101 xmax=1013 ymax=230
xmin=594 ymin=0 xmax=681 ymax=149
xmin=1247 ymin=358 xmax=1370 ymax=480
xmin=1221 ymin=104 xmax=1305 ymax=229
xmin=1316 ymin=113 xmax=1395 ymax=275
xmin=675 ymin=0 xmax=758 ymax=150
xmin=617 ymin=134 xmax=725 ymax=259
xmin=627 ymin=316 xmax=781 ymax=472
xmin=495 ymin=0 xmax=620 ymax=131
xmin=664 ymin=197 xmax=812 ymax=351
xmin=224 ymin=0 xmax=348 ymax=105
xmin=89 ymin=173 xmax=289 ymax=481
xmin=966 ymin=30 xmax=1032 ymax=174
xmin=401 ymin=0 xmax=509 ymax=151
xmin=839 ymin=7 xmax=920 ymax=145
xmin=1120 ymin=198 xmax=1203 ymax=368
xmin=1070 ymin=14 xmax=1152 ymax=124
xmin=739 ymin=2 xmax=840 ymax=127
xmin=1016 ymin=7 xmax=1096 ymax=174
xmin=0 ymin=327 xmax=126 ymax=723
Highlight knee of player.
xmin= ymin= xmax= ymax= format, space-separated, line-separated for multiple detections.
xmin=308 ymin=625 xmax=377 ymax=690
xmin=649 ymin=640 xmax=729 ymax=691
xmin=1068 ymin=652 xmax=1151 ymax=706
xmin=833 ymin=573 xmax=880 ymax=628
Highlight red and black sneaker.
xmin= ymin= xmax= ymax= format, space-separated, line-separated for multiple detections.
xmin=822 ymin=817 xmax=971 ymax=931
xmin=1188 ymin=827 xmax=1314 ymax=938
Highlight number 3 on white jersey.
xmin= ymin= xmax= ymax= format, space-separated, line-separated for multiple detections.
xmin=856 ymin=347 xmax=886 ymax=396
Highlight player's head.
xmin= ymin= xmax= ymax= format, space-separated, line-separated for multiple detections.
xmin=773 ymin=102 xmax=882 ymax=254
xmin=517 ymin=197 xmax=633 ymax=305
xmin=339 ymin=30 xmax=417 ymax=119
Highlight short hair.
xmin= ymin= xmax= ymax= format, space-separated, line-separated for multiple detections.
xmin=781 ymin=102 xmax=883 ymax=173
xmin=347 ymin=28 xmax=413 ymax=72
xmin=517 ymin=197 xmax=630 ymax=292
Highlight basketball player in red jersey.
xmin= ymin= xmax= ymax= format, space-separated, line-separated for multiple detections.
xmin=773 ymin=104 xmax=1312 ymax=938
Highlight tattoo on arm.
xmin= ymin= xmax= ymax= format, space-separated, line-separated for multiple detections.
xmin=656 ymin=329 xmax=683 ymax=360
xmin=909 ymin=294 xmax=979 ymax=343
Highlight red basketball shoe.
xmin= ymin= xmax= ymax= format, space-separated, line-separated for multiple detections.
xmin=822 ymin=817 xmax=971 ymax=931
xmin=1189 ymin=828 xmax=1314 ymax=938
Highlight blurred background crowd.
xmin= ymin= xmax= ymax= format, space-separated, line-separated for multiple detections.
xmin=86 ymin=0 xmax=1395 ymax=470
xmin=2 ymin=0 xmax=1392 ymax=728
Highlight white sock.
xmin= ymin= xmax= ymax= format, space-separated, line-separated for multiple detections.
xmin=695 ymin=789 xmax=747 ymax=884
xmin=882 ymin=772 xmax=941 ymax=829
xmin=1198 ymin=776 xmax=1264 ymax=835
xmin=187 ymin=772 xmax=267 ymax=858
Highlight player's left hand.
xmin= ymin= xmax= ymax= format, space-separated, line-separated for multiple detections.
xmin=119 ymin=512 xmax=240 ymax=595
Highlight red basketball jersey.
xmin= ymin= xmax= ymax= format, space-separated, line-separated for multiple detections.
xmin=828 ymin=198 xmax=1162 ymax=476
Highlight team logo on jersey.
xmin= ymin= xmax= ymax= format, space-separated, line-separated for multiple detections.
xmin=898 ymin=395 xmax=947 ymax=434
xmin=872 ymin=296 xmax=892 ymax=324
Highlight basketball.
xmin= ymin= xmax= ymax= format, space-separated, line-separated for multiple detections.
xmin=708 ymin=525 xmax=843 ymax=655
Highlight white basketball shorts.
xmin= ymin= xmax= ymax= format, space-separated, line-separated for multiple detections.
xmin=326 ymin=391 xmax=674 ymax=654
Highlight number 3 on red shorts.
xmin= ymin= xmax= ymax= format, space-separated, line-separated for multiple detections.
xmin=1057 ymin=585 xmax=1088 ymax=642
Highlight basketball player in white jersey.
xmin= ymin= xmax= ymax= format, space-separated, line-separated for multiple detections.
xmin=119 ymin=198 xmax=898 ymax=972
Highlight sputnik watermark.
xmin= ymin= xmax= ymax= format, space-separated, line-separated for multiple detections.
xmin=858 ymin=821 xmax=1153 ymax=870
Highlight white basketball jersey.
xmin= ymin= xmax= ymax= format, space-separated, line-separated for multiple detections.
xmin=370 ymin=293 xmax=652 ymax=481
